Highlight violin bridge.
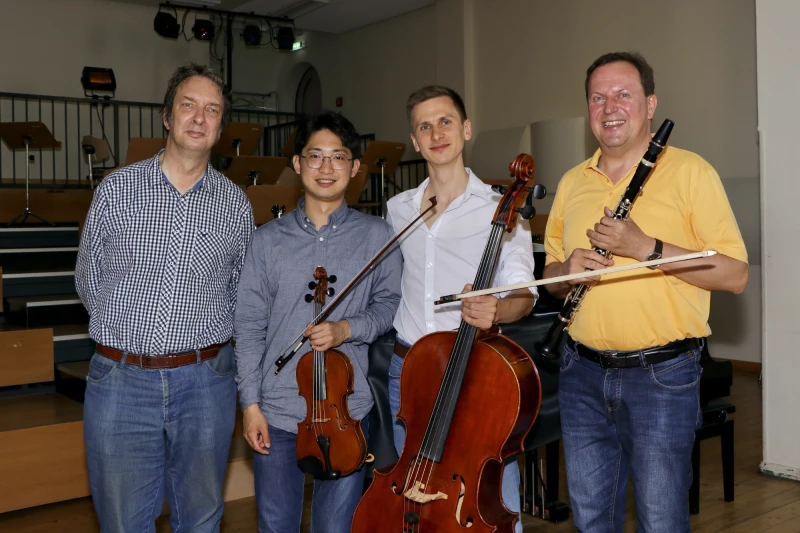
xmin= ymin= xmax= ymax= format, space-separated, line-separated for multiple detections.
xmin=403 ymin=481 xmax=448 ymax=503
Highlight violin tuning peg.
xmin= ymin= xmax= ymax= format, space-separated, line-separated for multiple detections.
xmin=308 ymin=281 xmax=316 ymax=290
xmin=326 ymin=288 xmax=335 ymax=297
xmin=328 ymin=275 xmax=337 ymax=284
xmin=304 ymin=294 xmax=314 ymax=303
xmin=491 ymin=184 xmax=507 ymax=195
xmin=532 ymin=183 xmax=547 ymax=199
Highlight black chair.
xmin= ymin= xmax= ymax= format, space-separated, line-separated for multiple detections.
xmin=689 ymin=342 xmax=735 ymax=514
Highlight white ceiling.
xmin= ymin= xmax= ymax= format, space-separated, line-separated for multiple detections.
xmin=110 ymin=0 xmax=434 ymax=33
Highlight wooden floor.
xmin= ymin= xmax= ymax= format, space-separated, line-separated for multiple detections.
xmin=2 ymin=367 xmax=798 ymax=532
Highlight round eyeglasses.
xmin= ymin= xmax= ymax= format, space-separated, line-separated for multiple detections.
xmin=300 ymin=152 xmax=353 ymax=170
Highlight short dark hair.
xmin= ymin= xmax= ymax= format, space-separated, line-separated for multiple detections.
xmin=585 ymin=52 xmax=655 ymax=100
xmin=293 ymin=110 xmax=362 ymax=160
xmin=162 ymin=63 xmax=232 ymax=131
xmin=406 ymin=85 xmax=468 ymax=126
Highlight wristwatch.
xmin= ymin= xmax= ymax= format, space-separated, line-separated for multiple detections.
xmin=646 ymin=238 xmax=663 ymax=269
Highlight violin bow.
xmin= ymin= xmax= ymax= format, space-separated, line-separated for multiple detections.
xmin=434 ymin=250 xmax=715 ymax=304
xmin=274 ymin=197 xmax=438 ymax=374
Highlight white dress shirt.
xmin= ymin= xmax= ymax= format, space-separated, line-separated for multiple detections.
xmin=386 ymin=168 xmax=538 ymax=345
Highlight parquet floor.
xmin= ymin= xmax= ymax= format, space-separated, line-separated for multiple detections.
xmin=2 ymin=367 xmax=797 ymax=532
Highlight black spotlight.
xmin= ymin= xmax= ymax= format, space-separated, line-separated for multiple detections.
xmin=154 ymin=11 xmax=181 ymax=39
xmin=276 ymin=26 xmax=295 ymax=50
xmin=243 ymin=24 xmax=262 ymax=46
xmin=192 ymin=19 xmax=215 ymax=41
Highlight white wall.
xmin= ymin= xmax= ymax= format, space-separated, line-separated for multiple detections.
xmin=231 ymin=6 xmax=437 ymax=160
xmin=755 ymin=0 xmax=800 ymax=480
xmin=0 ymin=0 xmax=211 ymax=102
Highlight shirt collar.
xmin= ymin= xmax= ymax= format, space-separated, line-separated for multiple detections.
xmin=403 ymin=167 xmax=493 ymax=210
xmin=583 ymin=147 xmax=640 ymax=185
xmin=292 ymin=196 xmax=352 ymax=232
xmin=150 ymin=148 xmax=215 ymax=195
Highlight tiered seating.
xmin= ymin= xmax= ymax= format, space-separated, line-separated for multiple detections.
xmin=0 ymin=225 xmax=95 ymax=512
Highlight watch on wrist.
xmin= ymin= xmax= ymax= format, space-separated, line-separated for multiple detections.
xmin=646 ymin=238 xmax=663 ymax=269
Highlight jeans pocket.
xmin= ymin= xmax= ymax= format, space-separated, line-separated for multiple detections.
xmin=388 ymin=353 xmax=404 ymax=380
xmin=87 ymin=353 xmax=118 ymax=383
xmin=205 ymin=344 xmax=236 ymax=377
xmin=649 ymin=350 xmax=701 ymax=390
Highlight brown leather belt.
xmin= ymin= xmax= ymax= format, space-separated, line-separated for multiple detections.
xmin=96 ymin=341 xmax=230 ymax=369
xmin=394 ymin=340 xmax=410 ymax=359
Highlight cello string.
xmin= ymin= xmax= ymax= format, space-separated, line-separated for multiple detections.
xmin=409 ymin=225 xmax=501 ymax=495
xmin=411 ymin=224 xmax=505 ymax=516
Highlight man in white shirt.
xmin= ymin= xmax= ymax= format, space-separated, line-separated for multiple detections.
xmin=385 ymin=84 xmax=537 ymax=533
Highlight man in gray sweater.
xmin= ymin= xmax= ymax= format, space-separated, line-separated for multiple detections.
xmin=233 ymin=110 xmax=401 ymax=533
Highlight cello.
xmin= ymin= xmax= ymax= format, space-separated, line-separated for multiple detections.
xmin=351 ymin=154 xmax=543 ymax=532
xmin=295 ymin=266 xmax=367 ymax=479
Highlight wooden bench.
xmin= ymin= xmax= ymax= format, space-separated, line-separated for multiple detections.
xmin=0 ymin=327 xmax=90 ymax=513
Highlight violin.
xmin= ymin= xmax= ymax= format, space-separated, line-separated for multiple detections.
xmin=296 ymin=266 xmax=366 ymax=479
xmin=351 ymin=154 xmax=544 ymax=532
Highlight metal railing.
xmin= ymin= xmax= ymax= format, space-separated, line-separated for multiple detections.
xmin=0 ymin=91 xmax=302 ymax=187
xmin=0 ymin=91 xmax=429 ymax=215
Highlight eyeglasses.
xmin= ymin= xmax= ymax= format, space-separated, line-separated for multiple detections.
xmin=300 ymin=152 xmax=353 ymax=170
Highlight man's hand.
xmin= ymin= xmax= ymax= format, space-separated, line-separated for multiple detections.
xmin=586 ymin=206 xmax=655 ymax=261
xmin=461 ymin=284 xmax=498 ymax=330
xmin=303 ymin=320 xmax=351 ymax=352
xmin=559 ymin=248 xmax=614 ymax=288
xmin=243 ymin=404 xmax=270 ymax=455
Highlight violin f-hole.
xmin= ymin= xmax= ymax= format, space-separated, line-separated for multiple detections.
xmin=330 ymin=404 xmax=348 ymax=430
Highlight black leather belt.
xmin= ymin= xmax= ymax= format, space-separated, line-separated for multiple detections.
xmin=566 ymin=336 xmax=700 ymax=369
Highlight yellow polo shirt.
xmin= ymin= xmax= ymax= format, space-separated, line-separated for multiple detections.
xmin=544 ymin=145 xmax=748 ymax=351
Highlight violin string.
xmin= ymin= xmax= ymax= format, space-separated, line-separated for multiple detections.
xmin=412 ymin=223 xmax=505 ymax=517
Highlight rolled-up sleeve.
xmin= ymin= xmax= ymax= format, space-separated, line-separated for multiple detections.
xmin=233 ymin=229 xmax=271 ymax=410
xmin=494 ymin=217 xmax=537 ymax=301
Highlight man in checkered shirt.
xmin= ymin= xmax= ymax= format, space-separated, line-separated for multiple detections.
xmin=75 ymin=63 xmax=253 ymax=532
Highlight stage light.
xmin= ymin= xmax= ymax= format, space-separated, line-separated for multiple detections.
xmin=192 ymin=19 xmax=215 ymax=40
xmin=243 ymin=24 xmax=262 ymax=46
xmin=81 ymin=66 xmax=117 ymax=98
xmin=154 ymin=11 xmax=181 ymax=39
xmin=276 ymin=26 xmax=295 ymax=50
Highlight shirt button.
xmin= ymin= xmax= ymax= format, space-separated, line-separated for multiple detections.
xmin=428 ymin=234 xmax=433 ymax=238
xmin=320 ymin=237 xmax=324 ymax=241
xmin=333 ymin=225 xmax=337 ymax=229
xmin=427 ymin=262 xmax=432 ymax=267
xmin=426 ymin=293 xmax=431 ymax=298
xmin=304 ymin=224 xmax=307 ymax=228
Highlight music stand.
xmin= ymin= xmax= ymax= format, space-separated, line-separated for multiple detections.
xmin=125 ymin=137 xmax=166 ymax=165
xmin=225 ymin=156 xmax=288 ymax=188
xmin=0 ymin=122 xmax=61 ymax=226
xmin=361 ymin=141 xmax=406 ymax=218
xmin=213 ymin=122 xmax=263 ymax=157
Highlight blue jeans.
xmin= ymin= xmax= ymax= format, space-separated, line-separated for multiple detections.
xmin=558 ymin=340 xmax=703 ymax=533
xmin=388 ymin=351 xmax=524 ymax=533
xmin=83 ymin=344 xmax=237 ymax=533
xmin=253 ymin=419 xmax=369 ymax=533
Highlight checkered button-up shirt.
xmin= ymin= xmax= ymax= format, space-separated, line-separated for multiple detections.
xmin=75 ymin=151 xmax=254 ymax=355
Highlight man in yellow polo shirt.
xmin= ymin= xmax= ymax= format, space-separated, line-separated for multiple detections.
xmin=542 ymin=51 xmax=748 ymax=532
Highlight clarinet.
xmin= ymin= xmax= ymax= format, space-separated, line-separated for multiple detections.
xmin=534 ymin=118 xmax=674 ymax=360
